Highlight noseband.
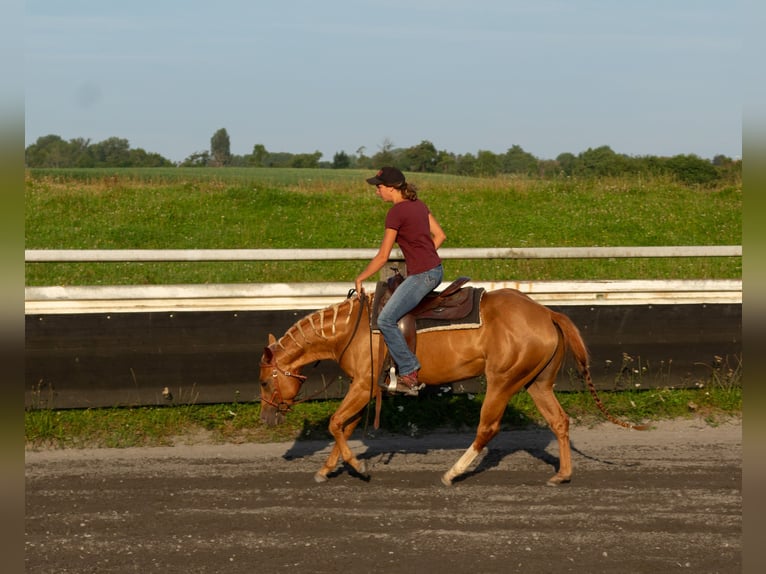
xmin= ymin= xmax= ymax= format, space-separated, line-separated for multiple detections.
xmin=260 ymin=359 xmax=307 ymax=414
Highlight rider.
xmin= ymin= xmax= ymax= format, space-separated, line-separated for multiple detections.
xmin=354 ymin=167 xmax=446 ymax=395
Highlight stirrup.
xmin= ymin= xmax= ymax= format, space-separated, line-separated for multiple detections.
xmin=380 ymin=367 xmax=421 ymax=396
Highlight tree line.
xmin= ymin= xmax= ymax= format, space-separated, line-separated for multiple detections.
xmin=25 ymin=135 xmax=174 ymax=169
xmin=26 ymin=128 xmax=741 ymax=186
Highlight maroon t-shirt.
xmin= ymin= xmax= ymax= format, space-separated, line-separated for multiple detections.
xmin=385 ymin=199 xmax=441 ymax=275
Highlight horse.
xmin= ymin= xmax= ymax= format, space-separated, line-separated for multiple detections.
xmin=258 ymin=288 xmax=645 ymax=486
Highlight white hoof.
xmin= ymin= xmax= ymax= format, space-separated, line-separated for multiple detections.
xmin=441 ymin=473 xmax=453 ymax=487
xmin=314 ymin=472 xmax=328 ymax=483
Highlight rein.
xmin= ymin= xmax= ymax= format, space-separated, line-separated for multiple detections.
xmin=347 ymin=291 xmax=377 ymax=434
xmin=336 ymin=290 xmax=367 ymax=365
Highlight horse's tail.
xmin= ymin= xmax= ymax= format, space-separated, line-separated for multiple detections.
xmin=551 ymin=311 xmax=648 ymax=431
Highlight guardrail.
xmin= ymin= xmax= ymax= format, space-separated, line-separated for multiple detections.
xmin=25 ymin=280 xmax=742 ymax=314
xmin=25 ymin=246 xmax=742 ymax=313
xmin=25 ymin=246 xmax=742 ymax=406
xmin=25 ymin=245 xmax=742 ymax=262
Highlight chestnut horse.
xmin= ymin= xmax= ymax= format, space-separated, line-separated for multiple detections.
xmin=258 ymin=288 xmax=644 ymax=486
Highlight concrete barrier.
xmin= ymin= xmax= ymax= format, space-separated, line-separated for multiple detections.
xmin=25 ymin=296 xmax=741 ymax=409
xmin=25 ymin=246 xmax=741 ymax=409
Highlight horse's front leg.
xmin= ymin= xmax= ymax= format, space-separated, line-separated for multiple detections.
xmin=314 ymin=384 xmax=371 ymax=482
xmin=314 ymin=442 xmax=343 ymax=483
xmin=313 ymin=418 xmax=364 ymax=482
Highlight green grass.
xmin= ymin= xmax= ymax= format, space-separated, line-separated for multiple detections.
xmin=26 ymin=354 xmax=742 ymax=449
xmin=25 ymin=168 xmax=741 ymax=285
xmin=25 ymin=383 xmax=741 ymax=450
xmin=24 ymin=168 xmax=742 ymax=449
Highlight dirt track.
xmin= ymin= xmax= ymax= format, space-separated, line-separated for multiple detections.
xmin=25 ymin=418 xmax=741 ymax=574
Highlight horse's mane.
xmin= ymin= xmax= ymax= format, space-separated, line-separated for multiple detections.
xmin=276 ymin=296 xmax=357 ymax=353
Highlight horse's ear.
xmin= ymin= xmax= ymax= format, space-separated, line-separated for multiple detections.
xmin=263 ymin=334 xmax=278 ymax=361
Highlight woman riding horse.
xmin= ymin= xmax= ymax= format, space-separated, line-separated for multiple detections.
xmin=354 ymin=167 xmax=447 ymax=396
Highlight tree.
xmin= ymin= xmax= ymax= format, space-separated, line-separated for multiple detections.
xmin=291 ymin=151 xmax=322 ymax=168
xmin=67 ymin=137 xmax=94 ymax=167
xmin=576 ymin=145 xmax=626 ymax=177
xmin=90 ymin=137 xmax=131 ymax=167
xmin=259 ymin=151 xmax=293 ymax=167
xmin=210 ymin=128 xmax=231 ymax=167
xmin=332 ymin=150 xmax=351 ymax=169
xmin=502 ymin=145 xmax=539 ymax=175
xmin=475 ymin=150 xmax=500 ymax=177
xmin=454 ymin=153 xmax=477 ymax=176
xmin=712 ymin=154 xmax=734 ymax=167
xmin=665 ymin=154 xmax=719 ymax=186
xmin=404 ymin=140 xmax=438 ymax=172
xmin=555 ymin=152 xmax=576 ymax=175
xmin=25 ymin=134 xmax=175 ymax=167
xmin=434 ymin=150 xmax=456 ymax=173
xmin=248 ymin=144 xmax=267 ymax=167
xmin=129 ymin=148 xmax=173 ymax=167
xmin=371 ymin=138 xmax=396 ymax=167
xmin=180 ymin=151 xmax=211 ymax=167
xmin=25 ymin=135 xmax=70 ymax=167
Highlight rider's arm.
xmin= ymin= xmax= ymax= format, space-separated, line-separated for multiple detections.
xmin=354 ymin=228 xmax=398 ymax=294
xmin=429 ymin=213 xmax=447 ymax=249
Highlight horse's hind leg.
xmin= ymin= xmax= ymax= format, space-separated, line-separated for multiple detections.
xmin=442 ymin=380 xmax=519 ymax=486
xmin=526 ymin=377 xmax=572 ymax=485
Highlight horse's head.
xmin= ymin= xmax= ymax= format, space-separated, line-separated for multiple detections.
xmin=258 ymin=334 xmax=307 ymax=426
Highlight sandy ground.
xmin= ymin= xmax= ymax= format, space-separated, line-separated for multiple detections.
xmin=25 ymin=417 xmax=741 ymax=574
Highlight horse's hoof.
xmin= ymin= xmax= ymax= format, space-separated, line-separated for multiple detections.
xmin=357 ymin=460 xmax=367 ymax=475
xmin=441 ymin=474 xmax=453 ymax=487
xmin=314 ymin=472 xmax=329 ymax=484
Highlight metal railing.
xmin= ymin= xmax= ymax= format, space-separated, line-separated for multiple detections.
xmin=25 ymin=245 xmax=742 ymax=262
xmin=25 ymin=246 xmax=742 ymax=313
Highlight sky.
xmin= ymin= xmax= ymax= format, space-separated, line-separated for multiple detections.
xmin=24 ymin=0 xmax=743 ymax=164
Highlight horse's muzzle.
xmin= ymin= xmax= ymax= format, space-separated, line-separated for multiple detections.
xmin=259 ymin=404 xmax=286 ymax=427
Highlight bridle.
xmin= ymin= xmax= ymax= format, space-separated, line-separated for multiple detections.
xmin=259 ymin=358 xmax=308 ymax=414
xmin=259 ymin=291 xmax=369 ymax=415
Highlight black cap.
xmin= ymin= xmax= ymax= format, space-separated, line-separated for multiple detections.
xmin=366 ymin=166 xmax=405 ymax=187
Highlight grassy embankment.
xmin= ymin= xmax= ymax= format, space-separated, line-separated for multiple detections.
xmin=25 ymin=168 xmax=742 ymax=448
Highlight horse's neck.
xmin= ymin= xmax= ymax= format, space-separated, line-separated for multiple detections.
xmin=277 ymin=298 xmax=363 ymax=366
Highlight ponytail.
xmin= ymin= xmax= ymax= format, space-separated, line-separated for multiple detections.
xmin=398 ymin=182 xmax=418 ymax=200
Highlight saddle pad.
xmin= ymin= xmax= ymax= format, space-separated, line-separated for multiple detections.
xmin=371 ymin=285 xmax=484 ymax=334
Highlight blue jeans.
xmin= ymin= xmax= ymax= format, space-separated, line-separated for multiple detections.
xmin=377 ymin=264 xmax=444 ymax=375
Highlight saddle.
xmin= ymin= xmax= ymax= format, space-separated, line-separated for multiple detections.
xmin=371 ymin=269 xmax=483 ymax=398
xmin=375 ymin=269 xmax=475 ymax=322
xmin=372 ymin=269 xmax=482 ymax=352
